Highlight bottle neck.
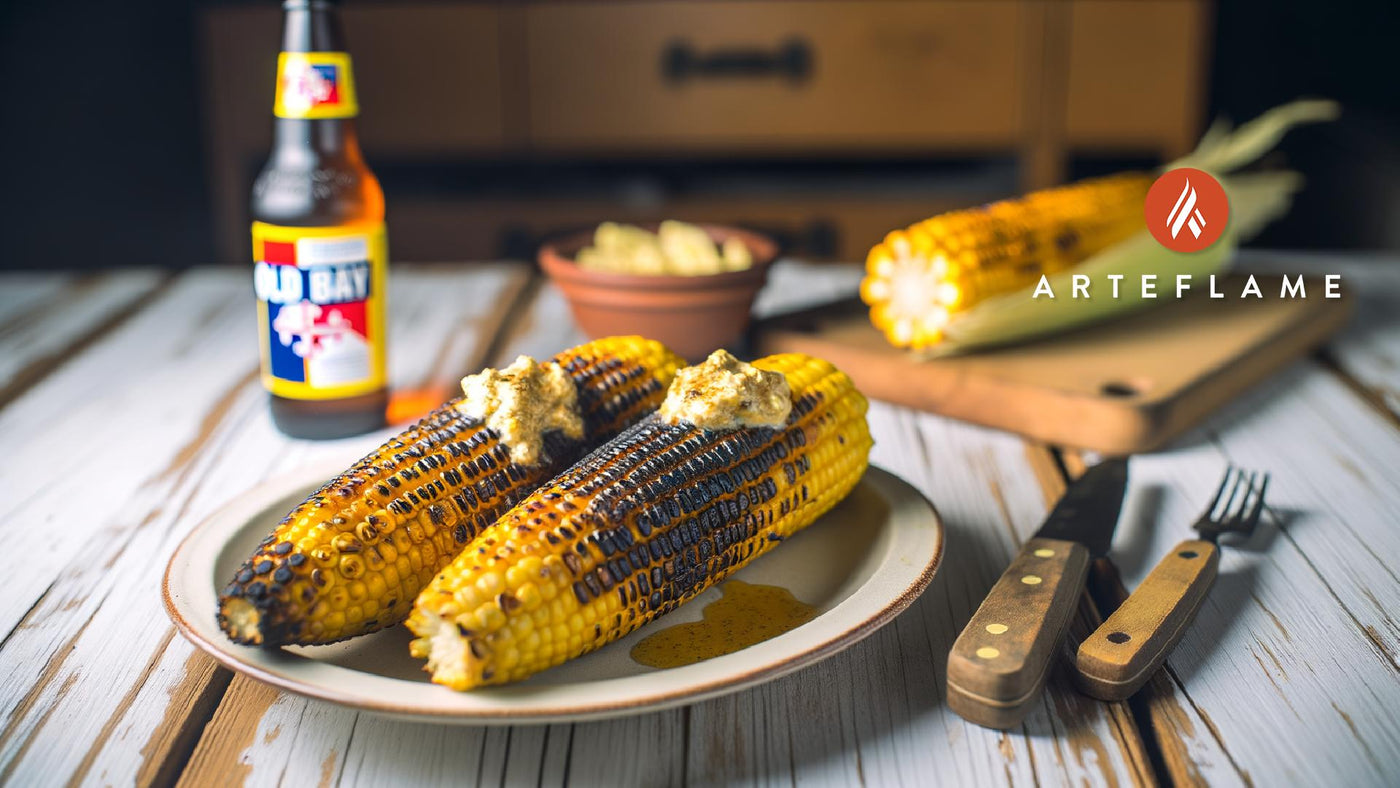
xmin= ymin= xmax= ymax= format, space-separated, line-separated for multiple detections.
xmin=281 ymin=0 xmax=343 ymax=53
xmin=270 ymin=119 xmax=364 ymax=164
xmin=273 ymin=0 xmax=362 ymax=160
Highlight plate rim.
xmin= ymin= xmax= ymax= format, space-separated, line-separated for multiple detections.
xmin=163 ymin=463 xmax=943 ymax=723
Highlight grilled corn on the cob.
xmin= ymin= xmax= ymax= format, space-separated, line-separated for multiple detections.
xmin=218 ymin=336 xmax=684 ymax=646
xmin=861 ymin=173 xmax=1152 ymax=350
xmin=408 ymin=351 xmax=871 ymax=689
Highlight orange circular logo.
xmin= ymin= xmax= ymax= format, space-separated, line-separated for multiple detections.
xmin=1144 ymin=167 xmax=1229 ymax=253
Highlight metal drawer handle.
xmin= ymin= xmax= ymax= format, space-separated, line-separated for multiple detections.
xmin=661 ymin=38 xmax=813 ymax=83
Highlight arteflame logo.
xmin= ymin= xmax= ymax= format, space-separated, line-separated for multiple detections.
xmin=1030 ymin=165 xmax=1342 ymax=304
xmin=1167 ymin=180 xmax=1206 ymax=239
xmin=1144 ymin=167 xmax=1229 ymax=253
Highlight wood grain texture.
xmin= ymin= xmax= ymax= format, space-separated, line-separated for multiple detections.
xmin=0 ymin=272 xmax=76 ymax=318
xmin=948 ymin=537 xmax=1091 ymax=729
xmin=0 ymin=265 xmax=531 ymax=786
xmin=1075 ymin=539 xmax=1220 ymax=701
xmin=1237 ymin=251 xmax=1400 ymax=422
xmin=0 ymin=270 xmax=170 ymax=407
xmin=1067 ymin=364 xmax=1400 ymax=783
xmin=135 ymin=651 xmax=233 ymax=788
xmin=754 ymin=274 xmax=1352 ymax=455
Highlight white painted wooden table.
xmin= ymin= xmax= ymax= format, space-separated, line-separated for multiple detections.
xmin=1 ymin=255 xmax=1397 ymax=787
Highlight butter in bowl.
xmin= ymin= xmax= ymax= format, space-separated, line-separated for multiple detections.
xmin=539 ymin=221 xmax=777 ymax=361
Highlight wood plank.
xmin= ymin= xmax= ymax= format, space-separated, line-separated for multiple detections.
xmin=1236 ymin=251 xmax=1400 ymax=421
xmin=483 ymin=275 xmax=587 ymax=366
xmin=1070 ymin=359 xmax=1400 ymax=785
xmin=753 ymin=261 xmax=863 ymax=320
xmin=0 ymin=270 xmax=169 ymax=407
xmin=176 ymin=678 xmax=282 ymax=788
xmin=0 ymin=265 xmax=531 ymax=785
xmin=756 ymin=274 xmax=1352 ymax=455
xmin=0 ymin=272 xmax=76 ymax=321
xmin=382 ymin=263 xmax=534 ymax=397
xmin=0 ymin=272 xmax=262 ymax=644
xmin=185 ymin=675 xmax=577 ymax=788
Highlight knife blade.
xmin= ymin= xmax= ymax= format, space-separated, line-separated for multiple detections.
xmin=946 ymin=458 xmax=1129 ymax=729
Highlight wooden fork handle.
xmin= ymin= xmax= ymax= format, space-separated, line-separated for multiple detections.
xmin=1073 ymin=539 xmax=1219 ymax=701
xmin=947 ymin=537 xmax=1090 ymax=729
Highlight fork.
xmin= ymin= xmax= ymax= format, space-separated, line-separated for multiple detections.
xmin=1071 ymin=466 xmax=1270 ymax=701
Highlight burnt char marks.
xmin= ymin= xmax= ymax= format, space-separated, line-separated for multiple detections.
xmin=572 ymin=357 xmax=664 ymax=435
xmin=543 ymin=385 xmax=835 ymax=627
xmin=220 ymin=341 xmax=682 ymax=648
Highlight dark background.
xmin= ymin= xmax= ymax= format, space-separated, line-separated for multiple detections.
xmin=0 ymin=0 xmax=1396 ymax=271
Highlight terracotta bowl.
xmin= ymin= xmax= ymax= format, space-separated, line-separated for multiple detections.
xmin=538 ymin=224 xmax=778 ymax=361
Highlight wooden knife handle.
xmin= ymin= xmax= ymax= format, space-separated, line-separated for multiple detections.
xmin=947 ymin=537 xmax=1090 ymax=729
xmin=1073 ymin=539 xmax=1219 ymax=701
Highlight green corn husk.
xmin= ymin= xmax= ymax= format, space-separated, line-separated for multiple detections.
xmin=916 ymin=99 xmax=1339 ymax=358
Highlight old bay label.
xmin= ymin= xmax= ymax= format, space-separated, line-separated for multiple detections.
xmin=274 ymin=52 xmax=359 ymax=119
xmin=253 ymin=222 xmax=387 ymax=400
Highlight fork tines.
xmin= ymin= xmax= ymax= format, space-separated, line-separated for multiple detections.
xmin=1201 ymin=465 xmax=1271 ymax=536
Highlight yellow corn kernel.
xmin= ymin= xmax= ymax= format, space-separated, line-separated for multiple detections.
xmin=217 ymin=337 xmax=685 ymax=646
xmin=861 ymin=173 xmax=1153 ymax=350
xmin=407 ymin=353 xmax=871 ymax=690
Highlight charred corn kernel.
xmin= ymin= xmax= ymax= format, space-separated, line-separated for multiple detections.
xmin=861 ymin=173 xmax=1153 ymax=351
xmin=408 ymin=353 xmax=871 ymax=689
xmin=217 ymin=337 xmax=684 ymax=646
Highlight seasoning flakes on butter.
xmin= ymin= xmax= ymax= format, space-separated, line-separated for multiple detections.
xmin=659 ymin=349 xmax=791 ymax=431
xmin=457 ymin=356 xmax=584 ymax=465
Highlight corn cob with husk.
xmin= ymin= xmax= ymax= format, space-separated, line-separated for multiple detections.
xmin=861 ymin=173 xmax=1152 ymax=349
xmin=408 ymin=350 xmax=871 ymax=689
xmin=218 ymin=336 xmax=684 ymax=646
xmin=861 ymin=99 xmax=1340 ymax=354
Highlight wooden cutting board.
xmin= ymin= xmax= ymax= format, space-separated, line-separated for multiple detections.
xmin=752 ymin=275 xmax=1352 ymax=454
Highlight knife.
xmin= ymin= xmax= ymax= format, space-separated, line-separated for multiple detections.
xmin=947 ymin=458 xmax=1129 ymax=729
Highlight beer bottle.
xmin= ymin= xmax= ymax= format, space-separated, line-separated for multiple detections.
xmin=251 ymin=0 xmax=388 ymax=439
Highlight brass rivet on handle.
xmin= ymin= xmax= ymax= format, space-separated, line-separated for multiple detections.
xmin=1021 ymin=575 xmax=1043 ymax=585
xmin=985 ymin=623 xmax=1008 ymax=635
xmin=1034 ymin=548 xmax=1055 ymax=558
xmin=976 ymin=647 xmax=1000 ymax=659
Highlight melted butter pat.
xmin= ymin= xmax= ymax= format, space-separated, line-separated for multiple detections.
xmin=456 ymin=355 xmax=583 ymax=466
xmin=630 ymin=580 xmax=819 ymax=669
xmin=659 ymin=349 xmax=790 ymax=431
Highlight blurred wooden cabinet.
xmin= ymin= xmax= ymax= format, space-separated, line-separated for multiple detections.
xmin=203 ymin=0 xmax=1210 ymax=262
xmin=525 ymin=1 xmax=1023 ymax=150
xmin=1065 ymin=0 xmax=1210 ymax=153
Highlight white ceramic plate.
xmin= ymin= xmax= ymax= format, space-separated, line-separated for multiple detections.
xmin=164 ymin=463 xmax=943 ymax=724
